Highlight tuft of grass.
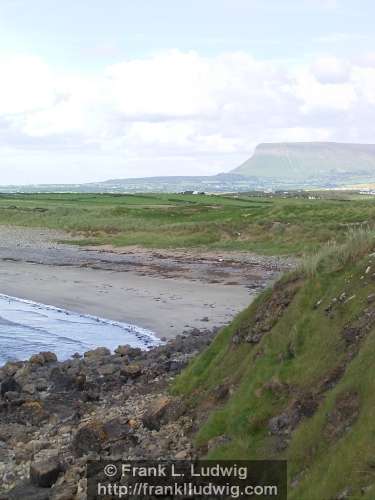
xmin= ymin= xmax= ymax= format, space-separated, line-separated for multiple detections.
xmin=297 ymin=227 xmax=375 ymax=277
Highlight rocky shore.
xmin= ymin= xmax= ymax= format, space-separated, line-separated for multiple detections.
xmin=0 ymin=328 xmax=217 ymax=499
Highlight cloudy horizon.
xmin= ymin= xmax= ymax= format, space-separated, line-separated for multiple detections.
xmin=0 ymin=0 xmax=374 ymax=184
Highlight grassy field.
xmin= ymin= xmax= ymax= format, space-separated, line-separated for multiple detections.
xmin=173 ymin=228 xmax=375 ymax=498
xmin=0 ymin=191 xmax=374 ymax=255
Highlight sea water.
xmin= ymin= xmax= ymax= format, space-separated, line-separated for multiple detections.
xmin=0 ymin=294 xmax=161 ymax=365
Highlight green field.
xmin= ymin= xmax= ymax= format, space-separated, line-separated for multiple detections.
xmin=0 ymin=191 xmax=374 ymax=255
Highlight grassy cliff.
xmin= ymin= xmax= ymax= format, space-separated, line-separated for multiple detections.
xmin=174 ymin=229 xmax=375 ymax=499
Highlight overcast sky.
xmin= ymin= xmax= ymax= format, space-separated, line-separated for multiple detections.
xmin=0 ymin=0 xmax=374 ymax=184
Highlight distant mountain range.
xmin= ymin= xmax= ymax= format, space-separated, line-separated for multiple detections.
xmin=2 ymin=142 xmax=375 ymax=193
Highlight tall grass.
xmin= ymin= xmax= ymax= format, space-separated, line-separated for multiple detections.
xmin=1 ymin=193 xmax=375 ymax=255
xmin=298 ymin=226 xmax=375 ymax=277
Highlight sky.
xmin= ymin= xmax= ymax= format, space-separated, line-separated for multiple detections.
xmin=0 ymin=0 xmax=374 ymax=184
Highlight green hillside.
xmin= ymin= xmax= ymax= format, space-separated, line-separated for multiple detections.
xmin=174 ymin=229 xmax=375 ymax=499
xmin=233 ymin=143 xmax=375 ymax=184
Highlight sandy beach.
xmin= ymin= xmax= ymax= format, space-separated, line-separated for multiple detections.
xmin=0 ymin=226 xmax=289 ymax=339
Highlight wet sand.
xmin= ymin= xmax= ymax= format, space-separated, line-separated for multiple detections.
xmin=0 ymin=260 xmax=253 ymax=338
xmin=0 ymin=226 xmax=290 ymax=339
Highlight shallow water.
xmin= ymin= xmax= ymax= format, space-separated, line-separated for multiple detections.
xmin=0 ymin=294 xmax=161 ymax=365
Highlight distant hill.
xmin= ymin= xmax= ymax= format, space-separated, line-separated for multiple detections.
xmin=232 ymin=142 xmax=375 ymax=185
xmin=0 ymin=174 xmax=260 ymax=194
xmin=2 ymin=142 xmax=375 ymax=193
xmin=96 ymin=173 xmax=251 ymax=192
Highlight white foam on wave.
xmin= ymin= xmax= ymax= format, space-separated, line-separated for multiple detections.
xmin=0 ymin=293 xmax=162 ymax=365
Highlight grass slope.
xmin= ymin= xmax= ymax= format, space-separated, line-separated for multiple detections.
xmin=0 ymin=192 xmax=374 ymax=255
xmin=174 ymin=230 xmax=375 ymax=499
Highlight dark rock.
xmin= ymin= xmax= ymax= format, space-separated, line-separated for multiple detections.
xmin=98 ymin=364 xmax=117 ymax=376
xmin=245 ymin=333 xmax=262 ymax=344
xmin=3 ymin=362 xmax=23 ymax=377
xmin=40 ymin=352 xmax=58 ymax=364
xmin=0 ymin=327 xmax=218 ymax=497
xmin=121 ymin=364 xmax=143 ymax=379
xmin=1 ymin=377 xmax=21 ymax=397
xmin=73 ymin=420 xmax=107 ymax=456
xmin=22 ymin=383 xmax=36 ymax=395
xmin=231 ymin=334 xmax=241 ymax=345
xmin=3 ymin=391 xmax=23 ymax=402
xmin=268 ymin=413 xmax=293 ymax=436
xmin=163 ymin=397 xmax=187 ymax=423
xmin=29 ymin=351 xmax=57 ymax=366
xmin=114 ymin=345 xmax=132 ymax=356
xmin=213 ymin=384 xmax=230 ymax=402
xmin=50 ymin=368 xmax=74 ymax=391
xmin=82 ymin=389 xmax=100 ymax=402
xmin=294 ymin=393 xmax=319 ymax=418
xmin=49 ymin=484 xmax=77 ymax=500
xmin=18 ymin=400 xmax=49 ymax=425
xmin=84 ymin=347 xmax=111 ymax=359
xmin=168 ymin=358 xmax=189 ymax=372
xmin=14 ymin=365 xmax=31 ymax=387
xmin=142 ymin=396 xmax=171 ymax=430
xmin=35 ymin=379 xmax=48 ymax=392
xmin=74 ymin=374 xmax=86 ymax=390
xmin=29 ymin=354 xmax=45 ymax=366
xmin=324 ymin=391 xmax=360 ymax=442
xmin=3 ymin=480 xmax=51 ymax=500
xmin=103 ymin=418 xmax=132 ymax=442
xmin=236 ymin=279 xmax=301 ymax=344
xmin=285 ymin=342 xmax=296 ymax=360
xmin=30 ymin=457 xmax=62 ymax=487
xmin=318 ymin=365 xmax=345 ymax=394
xmin=342 ymin=327 xmax=361 ymax=346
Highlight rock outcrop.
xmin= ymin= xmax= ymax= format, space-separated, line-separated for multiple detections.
xmin=0 ymin=328 xmax=216 ymax=499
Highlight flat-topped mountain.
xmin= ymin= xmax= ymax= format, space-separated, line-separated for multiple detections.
xmin=232 ymin=142 xmax=375 ymax=183
xmin=2 ymin=143 xmax=375 ymax=193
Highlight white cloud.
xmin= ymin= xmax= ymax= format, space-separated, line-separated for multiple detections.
xmin=311 ymin=57 xmax=351 ymax=84
xmin=0 ymin=49 xmax=375 ymax=182
xmin=0 ymin=55 xmax=57 ymax=114
xmin=105 ymin=51 xmax=218 ymax=119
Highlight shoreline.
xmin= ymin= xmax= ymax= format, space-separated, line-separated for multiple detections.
xmin=0 ymin=226 xmax=291 ymax=497
xmin=0 ymin=226 xmax=288 ymax=340
xmin=0 ymin=320 xmax=217 ymax=497
xmin=0 ymin=292 xmax=162 ymax=365
xmin=0 ymin=260 xmax=254 ymax=339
